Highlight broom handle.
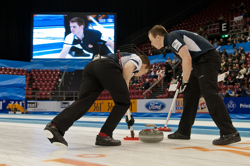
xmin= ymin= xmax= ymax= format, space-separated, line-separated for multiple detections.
xmin=118 ymin=51 xmax=134 ymax=137
xmin=164 ymin=83 xmax=180 ymax=128
xmin=127 ymin=109 xmax=135 ymax=138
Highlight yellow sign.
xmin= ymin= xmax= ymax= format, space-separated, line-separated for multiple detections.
xmin=88 ymin=100 xmax=137 ymax=112
xmin=175 ymin=97 xmax=208 ymax=113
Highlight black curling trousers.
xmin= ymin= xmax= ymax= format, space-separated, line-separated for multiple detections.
xmin=52 ymin=58 xmax=131 ymax=137
xmin=177 ymin=49 xmax=237 ymax=136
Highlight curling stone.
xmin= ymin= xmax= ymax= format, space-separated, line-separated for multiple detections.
xmin=139 ymin=124 xmax=164 ymax=143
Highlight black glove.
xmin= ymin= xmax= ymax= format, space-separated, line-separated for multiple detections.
xmin=177 ymin=76 xmax=189 ymax=93
xmin=125 ymin=115 xmax=135 ymax=129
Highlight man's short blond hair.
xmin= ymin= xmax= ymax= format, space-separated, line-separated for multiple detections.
xmin=148 ymin=25 xmax=168 ymax=38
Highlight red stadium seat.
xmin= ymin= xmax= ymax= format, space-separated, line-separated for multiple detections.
xmin=158 ymin=95 xmax=163 ymax=99
xmin=177 ymin=94 xmax=184 ymax=98
xmin=163 ymin=94 xmax=168 ymax=98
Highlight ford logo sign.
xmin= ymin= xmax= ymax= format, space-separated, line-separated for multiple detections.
xmin=145 ymin=101 xmax=166 ymax=111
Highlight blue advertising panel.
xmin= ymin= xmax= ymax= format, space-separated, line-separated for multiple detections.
xmin=224 ymin=97 xmax=250 ymax=114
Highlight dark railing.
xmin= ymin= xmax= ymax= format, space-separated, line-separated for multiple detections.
xmin=58 ymin=63 xmax=69 ymax=91
xmin=26 ymin=90 xmax=79 ymax=100
xmin=118 ymin=44 xmax=147 ymax=56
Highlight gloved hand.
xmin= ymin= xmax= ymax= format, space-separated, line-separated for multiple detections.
xmin=125 ymin=115 xmax=135 ymax=129
xmin=177 ymin=76 xmax=189 ymax=93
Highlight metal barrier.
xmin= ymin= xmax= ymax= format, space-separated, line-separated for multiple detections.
xmin=58 ymin=63 xmax=69 ymax=91
xmin=206 ymin=20 xmax=243 ymax=36
xmin=118 ymin=44 xmax=146 ymax=56
xmin=142 ymin=61 xmax=182 ymax=98
xmin=26 ymin=90 xmax=79 ymax=100
xmin=142 ymin=75 xmax=166 ymax=98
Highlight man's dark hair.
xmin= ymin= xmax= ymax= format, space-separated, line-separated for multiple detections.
xmin=70 ymin=17 xmax=85 ymax=27
xmin=139 ymin=55 xmax=151 ymax=71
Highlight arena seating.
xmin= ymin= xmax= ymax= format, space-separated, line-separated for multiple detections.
xmin=138 ymin=0 xmax=250 ymax=54
xmin=0 ymin=67 xmax=61 ymax=100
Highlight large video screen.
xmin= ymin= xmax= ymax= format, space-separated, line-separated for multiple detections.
xmin=32 ymin=13 xmax=115 ymax=59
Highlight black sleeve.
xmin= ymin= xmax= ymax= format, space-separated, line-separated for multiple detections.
xmin=86 ymin=29 xmax=106 ymax=43
xmin=168 ymin=32 xmax=186 ymax=53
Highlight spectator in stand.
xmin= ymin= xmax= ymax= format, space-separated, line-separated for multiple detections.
xmin=221 ymin=59 xmax=226 ymax=67
xmin=217 ymin=14 xmax=224 ymax=23
xmin=224 ymin=87 xmax=235 ymax=97
xmin=231 ymin=4 xmax=238 ymax=13
xmin=238 ymin=46 xmax=245 ymax=54
xmin=141 ymin=79 xmax=150 ymax=90
xmin=228 ymin=72 xmax=236 ymax=86
xmin=240 ymin=53 xmax=246 ymax=64
xmin=222 ymin=66 xmax=228 ymax=73
xmin=227 ymin=37 xmax=233 ymax=45
xmin=161 ymin=66 xmax=166 ymax=75
xmin=236 ymin=33 xmax=241 ymax=38
xmin=164 ymin=61 xmax=173 ymax=83
xmin=247 ymin=33 xmax=250 ymax=42
xmin=235 ymin=53 xmax=240 ymax=61
xmin=216 ymin=49 xmax=221 ymax=55
xmin=233 ymin=47 xmax=238 ymax=55
xmin=166 ymin=57 xmax=171 ymax=64
xmin=236 ymin=64 xmax=241 ymax=74
xmin=213 ymin=38 xmax=220 ymax=47
xmin=152 ymin=62 xmax=157 ymax=69
xmin=172 ymin=55 xmax=179 ymax=65
xmin=222 ymin=49 xmax=228 ymax=57
xmin=228 ymin=66 xmax=233 ymax=75
xmin=148 ymin=49 xmax=153 ymax=56
xmin=131 ymin=76 xmax=141 ymax=85
xmin=235 ymin=37 xmax=240 ymax=44
xmin=156 ymin=66 xmax=164 ymax=78
xmin=239 ymin=34 xmax=247 ymax=43
xmin=162 ymin=46 xmax=171 ymax=57
xmin=233 ymin=59 xmax=239 ymax=66
xmin=219 ymin=67 xmax=223 ymax=74
xmin=219 ymin=38 xmax=225 ymax=46
xmin=169 ymin=61 xmax=174 ymax=67
xmin=239 ymin=64 xmax=247 ymax=75
xmin=223 ymin=73 xmax=229 ymax=85
xmin=227 ymin=58 xmax=233 ymax=68
xmin=241 ymin=28 xmax=249 ymax=36
xmin=235 ymin=86 xmax=247 ymax=97
xmin=155 ymin=63 xmax=161 ymax=70
xmin=170 ymin=77 xmax=177 ymax=84
xmin=148 ymin=69 xmax=158 ymax=79
xmin=239 ymin=2 xmax=245 ymax=12
xmin=232 ymin=53 xmax=237 ymax=62
xmin=246 ymin=64 xmax=250 ymax=83
xmin=232 ymin=65 xmax=238 ymax=74
xmin=236 ymin=72 xmax=244 ymax=85
xmin=228 ymin=53 xmax=233 ymax=60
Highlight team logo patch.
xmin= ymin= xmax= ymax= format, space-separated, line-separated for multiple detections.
xmin=172 ymin=39 xmax=182 ymax=51
xmin=88 ymin=44 xmax=93 ymax=48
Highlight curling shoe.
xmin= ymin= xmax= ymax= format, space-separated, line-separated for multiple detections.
xmin=95 ymin=135 xmax=121 ymax=146
xmin=213 ymin=132 xmax=241 ymax=145
xmin=43 ymin=122 xmax=68 ymax=148
xmin=168 ymin=131 xmax=190 ymax=140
